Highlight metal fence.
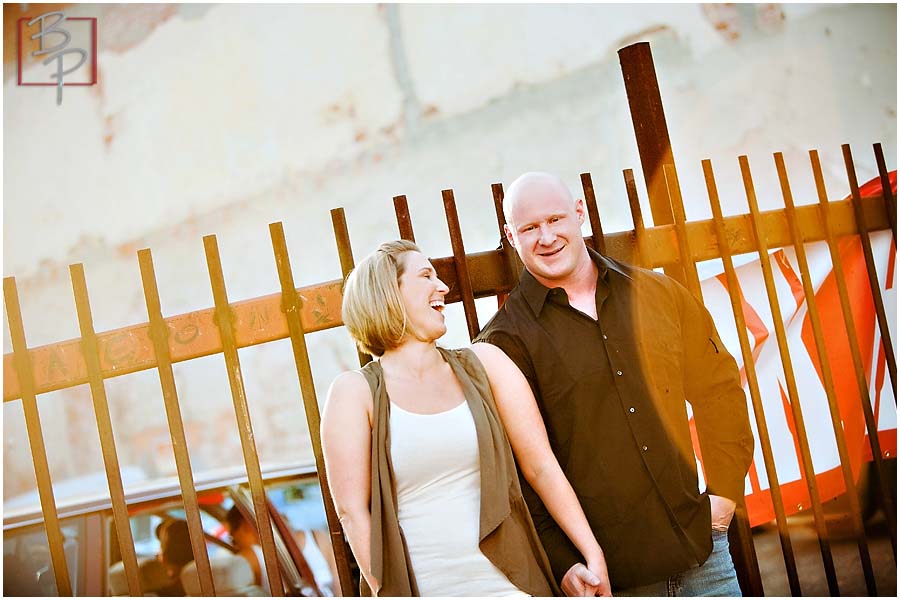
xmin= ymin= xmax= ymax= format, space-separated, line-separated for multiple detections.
xmin=3 ymin=42 xmax=896 ymax=596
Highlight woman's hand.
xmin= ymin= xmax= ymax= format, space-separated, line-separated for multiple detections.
xmin=561 ymin=559 xmax=612 ymax=597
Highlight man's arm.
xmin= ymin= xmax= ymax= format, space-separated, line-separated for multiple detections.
xmin=676 ymin=283 xmax=755 ymax=520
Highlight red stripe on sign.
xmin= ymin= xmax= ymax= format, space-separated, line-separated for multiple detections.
xmin=748 ymin=459 xmax=761 ymax=494
xmin=716 ymin=272 xmax=769 ymax=350
xmin=886 ymin=239 xmax=895 ymax=290
xmin=774 ymin=250 xmax=804 ymax=308
xmin=779 ymin=381 xmax=806 ymax=482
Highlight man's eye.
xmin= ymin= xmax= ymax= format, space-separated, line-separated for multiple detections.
xmin=522 ymin=225 xmax=535 ymax=232
xmin=549 ymin=217 xmax=560 ymax=223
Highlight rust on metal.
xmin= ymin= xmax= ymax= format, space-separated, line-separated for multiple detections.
xmin=580 ymin=172 xmax=607 ymax=256
xmin=663 ymin=165 xmax=703 ymax=300
xmin=491 ymin=182 xmax=522 ymax=307
xmin=874 ymin=143 xmax=897 ymax=243
xmin=842 ymin=145 xmax=897 ymax=399
xmin=69 ymin=263 xmax=143 ymax=597
xmin=809 ymin=151 xmax=897 ymax=553
xmin=203 ymin=235 xmax=283 ymax=596
xmin=740 ymin=155 xmax=840 ymax=596
xmin=330 ymin=209 xmax=372 ymax=369
xmin=623 ymin=169 xmax=648 ymax=269
xmin=775 ymin=153 xmax=876 ymax=594
xmin=270 ymin=222 xmax=356 ymax=596
xmin=703 ymin=159 xmax=798 ymax=596
xmin=137 ymin=249 xmax=216 ymax=596
xmin=393 ymin=195 xmax=416 ymax=243
xmin=618 ymin=41 xmax=684 ymax=284
xmin=442 ymin=189 xmax=480 ymax=340
xmin=3 ymin=277 xmax=73 ymax=596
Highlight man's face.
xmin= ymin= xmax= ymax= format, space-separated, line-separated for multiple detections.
xmin=504 ymin=182 xmax=586 ymax=285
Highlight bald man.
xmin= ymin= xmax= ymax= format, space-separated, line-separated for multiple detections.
xmin=475 ymin=173 xmax=754 ymax=596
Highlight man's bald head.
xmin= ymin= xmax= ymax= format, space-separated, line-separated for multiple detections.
xmin=503 ymin=172 xmax=576 ymax=229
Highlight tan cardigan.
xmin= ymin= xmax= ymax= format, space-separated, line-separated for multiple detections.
xmin=358 ymin=346 xmax=561 ymax=597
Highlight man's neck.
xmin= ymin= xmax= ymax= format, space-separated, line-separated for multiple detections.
xmin=532 ymin=251 xmax=599 ymax=318
xmin=532 ymin=250 xmax=598 ymax=296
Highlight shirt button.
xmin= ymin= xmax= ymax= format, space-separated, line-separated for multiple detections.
xmin=616 ymin=370 xmax=623 ymax=376
xmin=629 ymin=407 xmax=636 ymax=413
xmin=602 ymin=334 xmax=608 ymax=340
xmin=642 ymin=445 xmax=649 ymax=452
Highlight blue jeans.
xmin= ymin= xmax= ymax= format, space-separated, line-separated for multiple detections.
xmin=616 ymin=531 xmax=742 ymax=597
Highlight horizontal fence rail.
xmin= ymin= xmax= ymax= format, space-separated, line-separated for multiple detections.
xmin=3 ymin=193 xmax=892 ymax=403
xmin=3 ymin=144 xmax=896 ymax=597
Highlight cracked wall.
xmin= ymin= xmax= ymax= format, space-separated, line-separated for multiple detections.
xmin=3 ymin=3 xmax=896 ymax=502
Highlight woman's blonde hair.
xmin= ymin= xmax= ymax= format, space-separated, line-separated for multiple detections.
xmin=341 ymin=239 xmax=421 ymax=357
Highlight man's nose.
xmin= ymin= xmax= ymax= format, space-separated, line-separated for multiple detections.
xmin=538 ymin=223 xmax=556 ymax=245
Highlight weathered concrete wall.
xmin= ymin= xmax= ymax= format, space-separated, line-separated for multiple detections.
xmin=3 ymin=3 xmax=896 ymax=501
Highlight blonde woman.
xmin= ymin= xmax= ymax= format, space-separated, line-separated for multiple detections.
xmin=321 ymin=240 xmax=611 ymax=597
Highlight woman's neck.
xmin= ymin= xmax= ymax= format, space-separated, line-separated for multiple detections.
xmin=379 ymin=339 xmax=444 ymax=381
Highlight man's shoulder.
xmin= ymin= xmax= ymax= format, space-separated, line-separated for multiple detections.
xmin=475 ymin=287 xmax=530 ymax=343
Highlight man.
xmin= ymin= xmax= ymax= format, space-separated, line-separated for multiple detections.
xmin=475 ymin=172 xmax=754 ymax=596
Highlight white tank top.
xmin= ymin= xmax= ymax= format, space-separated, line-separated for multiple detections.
xmin=389 ymin=400 xmax=527 ymax=597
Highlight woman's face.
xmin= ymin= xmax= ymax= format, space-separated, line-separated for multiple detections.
xmin=397 ymin=251 xmax=449 ymax=344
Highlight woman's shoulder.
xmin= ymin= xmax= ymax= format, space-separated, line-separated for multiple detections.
xmin=325 ymin=370 xmax=374 ymax=412
xmin=467 ymin=342 xmax=512 ymax=369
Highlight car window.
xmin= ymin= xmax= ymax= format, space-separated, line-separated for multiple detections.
xmin=3 ymin=517 xmax=85 ymax=596
xmin=128 ymin=506 xmax=233 ymax=560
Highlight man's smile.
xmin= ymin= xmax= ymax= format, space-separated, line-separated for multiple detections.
xmin=538 ymin=245 xmax=565 ymax=257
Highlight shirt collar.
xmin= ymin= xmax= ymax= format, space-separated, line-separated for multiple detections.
xmin=519 ymin=246 xmax=632 ymax=316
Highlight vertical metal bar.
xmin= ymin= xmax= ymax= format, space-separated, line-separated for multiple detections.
xmin=269 ymin=222 xmax=356 ymax=597
xmin=663 ymin=165 xmax=703 ymax=299
xmin=491 ymin=182 xmax=522 ymax=307
xmin=69 ymin=264 xmax=142 ymax=597
xmin=739 ymin=155 xmax=841 ymax=596
xmin=393 ymin=195 xmax=416 ymax=243
xmin=442 ymin=189 xmax=480 ymax=340
xmin=137 ymin=249 xmax=216 ymax=596
xmin=842 ymin=144 xmax=897 ymax=398
xmin=623 ymin=169 xmax=648 ymax=269
xmin=580 ymin=172 xmax=606 ymax=255
xmin=703 ymin=160 xmax=800 ymax=596
xmin=873 ymin=143 xmax=897 ymax=244
xmin=810 ymin=150 xmax=897 ymax=552
xmin=665 ymin=161 xmax=761 ymax=595
xmin=3 ymin=278 xmax=73 ymax=597
xmin=203 ymin=235 xmax=284 ymax=596
xmin=331 ymin=208 xmax=370 ymax=368
xmin=775 ymin=152 xmax=877 ymax=594
xmin=617 ymin=41 xmax=684 ymax=284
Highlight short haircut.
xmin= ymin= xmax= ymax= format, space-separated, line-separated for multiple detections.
xmin=225 ymin=505 xmax=247 ymax=534
xmin=160 ymin=520 xmax=194 ymax=569
xmin=341 ymin=239 xmax=420 ymax=357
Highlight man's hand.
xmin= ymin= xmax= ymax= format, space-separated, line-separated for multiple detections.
xmin=709 ymin=494 xmax=736 ymax=531
xmin=561 ymin=562 xmax=612 ymax=597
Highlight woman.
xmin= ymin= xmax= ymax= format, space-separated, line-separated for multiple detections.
xmin=321 ymin=240 xmax=611 ymax=597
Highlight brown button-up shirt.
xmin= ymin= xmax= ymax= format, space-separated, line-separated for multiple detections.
xmin=475 ymin=248 xmax=754 ymax=590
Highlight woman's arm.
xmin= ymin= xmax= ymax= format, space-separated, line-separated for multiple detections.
xmin=320 ymin=371 xmax=378 ymax=593
xmin=470 ymin=343 xmax=612 ymax=596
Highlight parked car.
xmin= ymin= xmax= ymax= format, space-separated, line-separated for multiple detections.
xmin=3 ymin=462 xmax=353 ymax=596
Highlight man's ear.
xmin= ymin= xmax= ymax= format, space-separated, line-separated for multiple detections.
xmin=574 ymin=197 xmax=586 ymax=224
xmin=503 ymin=223 xmax=517 ymax=248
